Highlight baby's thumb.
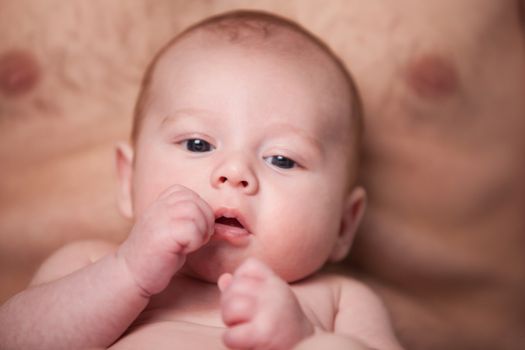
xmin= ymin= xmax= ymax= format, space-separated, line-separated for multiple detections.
xmin=218 ymin=273 xmax=233 ymax=292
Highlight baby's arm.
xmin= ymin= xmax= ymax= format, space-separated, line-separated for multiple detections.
xmin=297 ymin=277 xmax=403 ymax=350
xmin=0 ymin=241 xmax=149 ymax=349
xmin=0 ymin=185 xmax=214 ymax=350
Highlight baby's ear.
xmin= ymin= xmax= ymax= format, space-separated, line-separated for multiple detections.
xmin=329 ymin=186 xmax=367 ymax=262
xmin=115 ymin=142 xmax=134 ymax=219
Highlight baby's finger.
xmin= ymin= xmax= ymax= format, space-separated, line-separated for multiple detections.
xmin=157 ymin=184 xmax=194 ymax=201
xmin=168 ymin=219 xmax=206 ymax=254
xmin=218 ymin=273 xmax=233 ymax=292
xmin=193 ymin=196 xmax=215 ymax=238
xmin=223 ymin=322 xmax=260 ymax=350
xmin=221 ymin=294 xmax=255 ymax=327
xmin=168 ymin=200 xmax=207 ymax=233
xmin=156 ymin=185 xmax=214 ymax=238
xmin=222 ymin=273 xmax=262 ymax=297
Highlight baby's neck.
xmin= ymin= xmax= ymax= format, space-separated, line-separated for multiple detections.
xmin=153 ymin=274 xmax=220 ymax=308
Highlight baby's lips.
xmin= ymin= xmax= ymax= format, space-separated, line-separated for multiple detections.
xmin=212 ymin=223 xmax=251 ymax=246
xmin=213 ymin=207 xmax=252 ymax=232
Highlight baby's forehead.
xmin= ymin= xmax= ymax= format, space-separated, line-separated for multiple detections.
xmin=155 ymin=19 xmax=347 ymax=86
xmin=153 ymin=32 xmax=353 ymax=121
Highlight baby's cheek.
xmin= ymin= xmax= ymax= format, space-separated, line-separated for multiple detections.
xmin=262 ymin=229 xmax=333 ymax=282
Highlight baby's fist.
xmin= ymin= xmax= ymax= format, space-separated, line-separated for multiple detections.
xmin=219 ymin=259 xmax=314 ymax=350
xmin=118 ymin=185 xmax=214 ymax=296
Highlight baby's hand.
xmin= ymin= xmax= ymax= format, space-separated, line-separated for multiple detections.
xmin=117 ymin=185 xmax=214 ymax=297
xmin=219 ymin=259 xmax=314 ymax=350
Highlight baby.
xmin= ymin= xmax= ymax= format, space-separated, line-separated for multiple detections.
xmin=0 ymin=10 xmax=402 ymax=350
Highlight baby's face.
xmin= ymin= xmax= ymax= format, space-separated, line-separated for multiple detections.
xmin=128 ymin=36 xmax=360 ymax=282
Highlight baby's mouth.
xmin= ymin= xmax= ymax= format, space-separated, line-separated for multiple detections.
xmin=214 ymin=216 xmax=244 ymax=229
xmin=212 ymin=210 xmax=251 ymax=246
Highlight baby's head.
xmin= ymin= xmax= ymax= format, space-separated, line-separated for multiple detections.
xmin=117 ymin=10 xmax=366 ymax=282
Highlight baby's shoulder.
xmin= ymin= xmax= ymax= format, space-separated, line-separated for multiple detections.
xmin=302 ymin=272 xmax=402 ymax=349
xmin=299 ymin=270 xmax=374 ymax=294
xmin=293 ymin=271 xmax=379 ymax=307
xmin=297 ymin=271 xmax=388 ymax=315
xmin=30 ymin=239 xmax=117 ymax=286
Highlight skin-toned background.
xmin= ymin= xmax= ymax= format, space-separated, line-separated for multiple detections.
xmin=1 ymin=1 xmax=524 ymax=349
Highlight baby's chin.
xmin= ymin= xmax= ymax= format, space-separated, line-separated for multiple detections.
xmin=180 ymin=257 xmax=242 ymax=283
xmin=178 ymin=267 xmax=223 ymax=284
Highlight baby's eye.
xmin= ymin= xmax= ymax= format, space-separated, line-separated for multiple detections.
xmin=264 ymin=155 xmax=297 ymax=169
xmin=181 ymin=139 xmax=214 ymax=153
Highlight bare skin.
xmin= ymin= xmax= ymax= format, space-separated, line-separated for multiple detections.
xmin=1 ymin=1 xmax=524 ymax=349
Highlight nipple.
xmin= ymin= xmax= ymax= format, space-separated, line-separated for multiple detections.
xmin=0 ymin=49 xmax=41 ymax=97
xmin=405 ymin=53 xmax=458 ymax=100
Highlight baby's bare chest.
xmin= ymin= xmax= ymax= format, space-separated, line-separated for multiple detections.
xmin=110 ymin=277 xmax=336 ymax=349
xmin=109 ymin=320 xmax=226 ymax=350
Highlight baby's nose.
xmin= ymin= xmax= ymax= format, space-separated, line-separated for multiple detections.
xmin=211 ymin=159 xmax=258 ymax=195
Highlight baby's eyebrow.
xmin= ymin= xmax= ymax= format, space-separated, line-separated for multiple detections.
xmin=160 ymin=108 xmax=218 ymax=125
xmin=265 ymin=122 xmax=324 ymax=155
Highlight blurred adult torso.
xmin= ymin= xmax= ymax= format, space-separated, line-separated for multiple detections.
xmin=1 ymin=1 xmax=523 ymax=349
xmin=337 ymin=1 xmax=525 ymax=349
